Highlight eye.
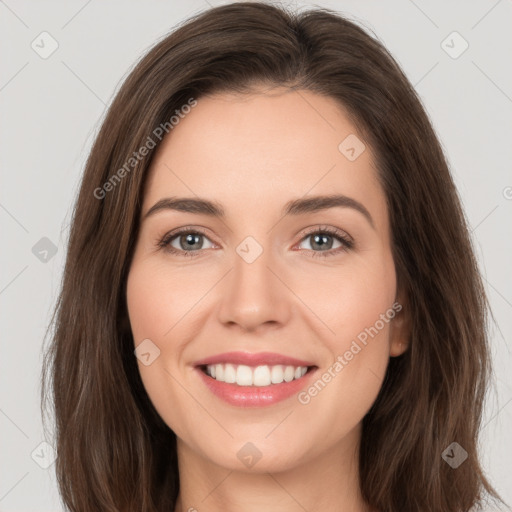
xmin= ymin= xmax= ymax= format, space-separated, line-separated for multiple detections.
xmin=296 ymin=226 xmax=354 ymax=258
xmin=157 ymin=227 xmax=214 ymax=258
xmin=157 ymin=225 xmax=354 ymax=258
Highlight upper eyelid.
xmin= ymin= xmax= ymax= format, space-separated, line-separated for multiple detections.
xmin=300 ymin=225 xmax=352 ymax=242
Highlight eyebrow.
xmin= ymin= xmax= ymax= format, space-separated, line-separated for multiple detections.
xmin=143 ymin=194 xmax=375 ymax=229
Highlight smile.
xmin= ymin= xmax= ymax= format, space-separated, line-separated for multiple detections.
xmin=200 ymin=363 xmax=311 ymax=386
xmin=195 ymin=364 xmax=318 ymax=407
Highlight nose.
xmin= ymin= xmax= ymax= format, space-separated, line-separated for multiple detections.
xmin=217 ymin=241 xmax=292 ymax=333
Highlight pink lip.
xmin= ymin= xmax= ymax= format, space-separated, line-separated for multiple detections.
xmin=195 ymin=366 xmax=318 ymax=407
xmin=193 ymin=351 xmax=315 ymax=368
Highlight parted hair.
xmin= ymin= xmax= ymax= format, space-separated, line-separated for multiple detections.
xmin=41 ymin=2 xmax=504 ymax=510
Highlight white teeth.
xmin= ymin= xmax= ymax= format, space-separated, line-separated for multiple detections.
xmin=253 ymin=365 xmax=270 ymax=386
xmin=236 ymin=365 xmax=253 ymax=386
xmin=270 ymin=365 xmax=284 ymax=384
xmin=204 ymin=363 xmax=310 ymax=386
xmin=224 ymin=364 xmax=236 ymax=383
xmin=283 ymin=366 xmax=295 ymax=382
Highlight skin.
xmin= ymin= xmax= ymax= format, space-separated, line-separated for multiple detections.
xmin=126 ymin=87 xmax=410 ymax=512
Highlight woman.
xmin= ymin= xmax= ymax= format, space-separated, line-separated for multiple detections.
xmin=41 ymin=2 xmax=505 ymax=511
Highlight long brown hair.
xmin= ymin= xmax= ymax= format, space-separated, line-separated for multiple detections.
xmin=41 ymin=2 xmax=505 ymax=510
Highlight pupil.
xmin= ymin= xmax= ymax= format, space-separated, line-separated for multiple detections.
xmin=313 ymin=234 xmax=332 ymax=250
xmin=183 ymin=234 xmax=201 ymax=250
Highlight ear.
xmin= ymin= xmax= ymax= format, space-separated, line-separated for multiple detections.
xmin=389 ymin=290 xmax=411 ymax=357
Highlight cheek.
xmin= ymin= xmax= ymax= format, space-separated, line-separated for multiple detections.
xmin=126 ymin=272 xmax=168 ymax=343
xmin=295 ymin=283 xmax=396 ymax=447
xmin=126 ymin=261 xmax=191 ymax=436
xmin=298 ymin=249 xmax=397 ymax=350
xmin=126 ymin=259 xmax=206 ymax=341
xmin=297 ymin=250 xmax=396 ymax=404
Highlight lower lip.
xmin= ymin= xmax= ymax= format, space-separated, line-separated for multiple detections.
xmin=195 ymin=366 xmax=318 ymax=407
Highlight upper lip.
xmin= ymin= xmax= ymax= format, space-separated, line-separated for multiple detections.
xmin=194 ymin=351 xmax=316 ymax=368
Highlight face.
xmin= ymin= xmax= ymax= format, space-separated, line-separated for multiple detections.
xmin=126 ymin=87 xmax=409 ymax=473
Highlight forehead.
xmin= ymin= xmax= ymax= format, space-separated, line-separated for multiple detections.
xmin=143 ymin=88 xmax=387 ymax=231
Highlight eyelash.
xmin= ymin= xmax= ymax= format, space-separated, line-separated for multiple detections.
xmin=157 ymin=225 xmax=354 ymax=259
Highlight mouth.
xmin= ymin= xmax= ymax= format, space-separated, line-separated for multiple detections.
xmin=197 ymin=363 xmax=318 ymax=387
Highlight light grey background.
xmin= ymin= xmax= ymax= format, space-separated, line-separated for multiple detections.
xmin=1 ymin=1 xmax=511 ymax=510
